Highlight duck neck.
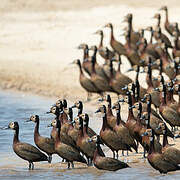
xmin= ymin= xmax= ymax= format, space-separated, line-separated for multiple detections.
xmin=84 ymin=120 xmax=89 ymax=134
xmin=110 ymin=26 xmax=115 ymax=41
xmin=99 ymin=33 xmax=103 ymax=47
xmin=83 ymin=47 xmax=89 ymax=60
xmin=102 ymin=113 xmax=108 ymax=131
xmin=13 ymin=128 xmax=19 ymax=144
xmin=160 ymin=91 xmax=166 ymax=106
xmin=78 ymin=62 xmax=83 ymax=75
xmin=34 ymin=120 xmax=40 ymax=138
xmin=165 ymin=9 xmax=169 ymax=24
xmin=128 ymin=94 xmax=135 ymax=120
xmin=93 ymin=143 xmax=102 ymax=161
xmin=147 ymin=102 xmax=151 ymax=128
xmin=157 ymin=17 xmax=161 ymax=27
xmin=107 ymin=98 xmax=113 ymax=116
xmin=147 ymin=68 xmax=153 ymax=88
xmin=55 ymin=125 xmax=61 ymax=144
xmin=149 ymin=134 xmax=155 ymax=154
xmin=78 ymin=108 xmax=83 ymax=116
xmin=162 ymin=130 xmax=168 ymax=147
xmin=150 ymin=30 xmax=153 ymax=43
xmin=116 ymin=108 xmax=121 ymax=126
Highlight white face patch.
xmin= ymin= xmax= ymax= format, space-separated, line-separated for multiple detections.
xmin=150 ymin=137 xmax=153 ymax=141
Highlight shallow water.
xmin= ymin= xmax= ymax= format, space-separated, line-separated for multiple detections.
xmin=0 ymin=90 xmax=180 ymax=180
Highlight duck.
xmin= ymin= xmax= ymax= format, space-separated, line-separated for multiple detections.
xmin=79 ymin=113 xmax=96 ymax=137
xmin=94 ymin=30 xmax=115 ymax=59
xmin=159 ymin=6 xmax=175 ymax=36
xmin=104 ymin=23 xmax=126 ymax=56
xmin=89 ymin=53 xmax=114 ymax=92
xmin=47 ymin=106 xmax=78 ymax=150
xmin=88 ymin=135 xmax=129 ymax=171
xmin=112 ymin=101 xmax=138 ymax=153
xmin=71 ymin=100 xmax=83 ymax=116
xmin=75 ymin=116 xmax=104 ymax=165
xmin=77 ymin=43 xmax=92 ymax=76
xmin=157 ymin=122 xmax=180 ymax=164
xmin=89 ymin=45 xmax=110 ymax=82
xmin=28 ymin=115 xmax=55 ymax=163
xmin=72 ymin=59 xmax=102 ymax=100
xmin=6 ymin=121 xmax=48 ymax=170
xmin=159 ymin=84 xmax=180 ymax=131
xmin=172 ymin=31 xmax=180 ymax=58
xmin=95 ymin=105 xmax=132 ymax=159
xmin=98 ymin=94 xmax=116 ymax=128
xmin=142 ymin=128 xmax=180 ymax=174
xmin=49 ymin=119 xmax=87 ymax=168
xmin=123 ymin=13 xmax=141 ymax=45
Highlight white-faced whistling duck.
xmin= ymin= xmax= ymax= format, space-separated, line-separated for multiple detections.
xmin=157 ymin=123 xmax=180 ymax=164
xmin=142 ymin=129 xmax=180 ymax=174
xmin=75 ymin=116 xmax=104 ymax=166
xmin=65 ymin=107 xmax=79 ymax=143
xmin=123 ymin=13 xmax=141 ymax=45
xmin=72 ymin=59 xmax=102 ymax=101
xmin=98 ymin=94 xmax=116 ymax=128
xmin=172 ymin=31 xmax=180 ymax=58
xmin=159 ymin=6 xmax=175 ymax=36
xmin=95 ymin=105 xmax=132 ymax=159
xmin=79 ymin=113 xmax=96 ymax=137
xmin=94 ymin=30 xmax=115 ymax=60
xmin=47 ymin=105 xmax=78 ymax=150
xmin=141 ymin=94 xmax=174 ymax=140
xmin=89 ymin=53 xmax=114 ymax=92
xmin=158 ymin=84 xmax=180 ymax=131
xmin=28 ymin=115 xmax=55 ymax=163
xmin=144 ymin=26 xmax=160 ymax=59
xmin=49 ymin=119 xmax=87 ymax=168
xmin=104 ymin=23 xmax=126 ymax=56
xmin=6 ymin=122 xmax=48 ymax=170
xmin=112 ymin=101 xmax=138 ymax=154
xmin=71 ymin=101 xmax=83 ymax=116
xmin=89 ymin=45 xmax=110 ymax=82
xmin=77 ymin=43 xmax=92 ymax=76
xmin=88 ymin=135 xmax=129 ymax=171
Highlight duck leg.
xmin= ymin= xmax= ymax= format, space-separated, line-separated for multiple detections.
xmin=122 ymin=150 xmax=124 ymax=156
xmin=67 ymin=162 xmax=70 ymax=169
xmin=31 ymin=163 xmax=34 ymax=170
xmin=143 ymin=148 xmax=146 ymax=158
xmin=48 ymin=155 xmax=52 ymax=163
xmin=113 ymin=151 xmax=115 ymax=159
xmin=71 ymin=162 xmax=74 ymax=169
xmin=116 ymin=151 xmax=119 ymax=159
xmin=29 ymin=162 xmax=32 ymax=170
xmin=87 ymin=93 xmax=92 ymax=101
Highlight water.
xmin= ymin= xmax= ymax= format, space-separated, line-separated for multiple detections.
xmin=0 ymin=90 xmax=180 ymax=180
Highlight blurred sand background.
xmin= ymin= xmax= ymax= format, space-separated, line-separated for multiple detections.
xmin=0 ymin=0 xmax=180 ymax=100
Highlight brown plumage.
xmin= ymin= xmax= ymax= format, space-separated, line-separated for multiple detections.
xmin=95 ymin=105 xmax=132 ymax=159
xmin=143 ymin=129 xmax=180 ymax=174
xmin=73 ymin=59 xmax=102 ymax=100
xmin=50 ymin=119 xmax=87 ymax=168
xmin=159 ymin=6 xmax=176 ymax=36
xmin=104 ymin=23 xmax=126 ymax=56
xmin=7 ymin=122 xmax=48 ymax=170
xmin=76 ymin=116 xmax=104 ymax=165
xmin=79 ymin=113 xmax=96 ymax=137
xmin=112 ymin=101 xmax=138 ymax=152
xmin=158 ymin=123 xmax=180 ymax=164
xmin=89 ymin=135 xmax=129 ymax=171
xmin=28 ymin=115 xmax=55 ymax=163
xmin=94 ymin=30 xmax=115 ymax=60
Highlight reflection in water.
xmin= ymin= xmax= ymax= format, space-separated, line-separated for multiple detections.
xmin=0 ymin=90 xmax=179 ymax=180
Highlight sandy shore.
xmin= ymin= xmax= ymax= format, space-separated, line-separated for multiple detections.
xmin=0 ymin=0 xmax=180 ymax=101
